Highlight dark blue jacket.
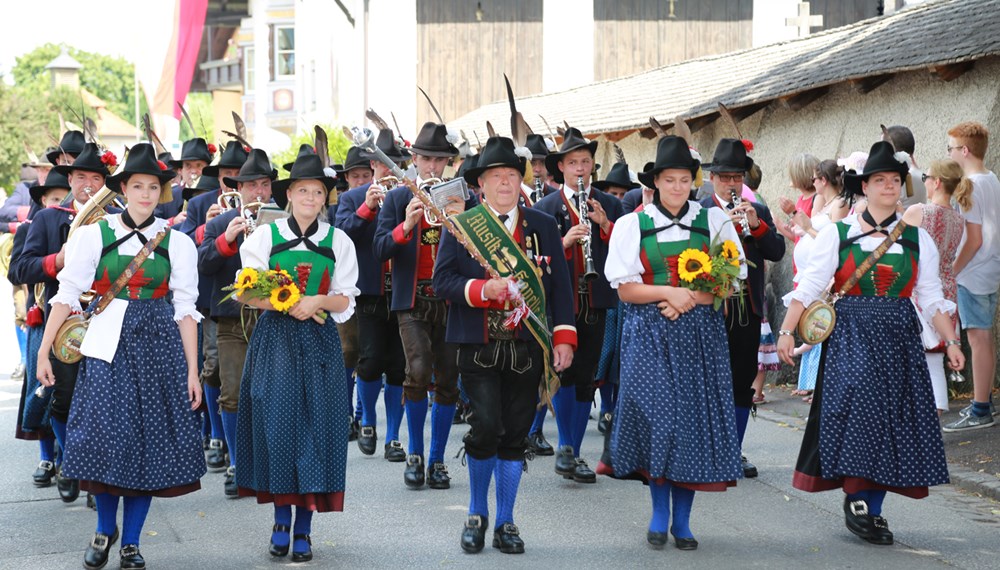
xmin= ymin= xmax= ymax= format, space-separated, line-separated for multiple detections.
xmin=372 ymin=184 xmax=479 ymax=311
xmin=7 ymin=221 xmax=41 ymax=311
xmin=433 ymin=205 xmax=577 ymax=347
xmin=197 ymin=209 xmax=245 ymax=319
xmin=178 ymin=189 xmax=222 ymax=310
xmin=533 ymin=187 xmax=624 ymax=310
xmin=621 ymin=187 xmax=644 ymax=214
xmin=9 ymin=207 xmax=76 ymax=311
xmin=699 ymin=196 xmax=786 ymax=318
xmin=334 ymin=183 xmax=386 ymax=297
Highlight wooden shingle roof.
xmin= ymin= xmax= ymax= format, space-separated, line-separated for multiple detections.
xmin=449 ymin=0 xmax=1000 ymax=140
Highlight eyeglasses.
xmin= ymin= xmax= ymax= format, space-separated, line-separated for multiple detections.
xmin=921 ymin=173 xmax=936 ymax=182
xmin=717 ymin=174 xmax=744 ymax=183
xmin=947 ymin=145 xmax=965 ymax=153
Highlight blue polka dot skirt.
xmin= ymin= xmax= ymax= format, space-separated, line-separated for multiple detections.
xmin=62 ymin=299 xmax=207 ymax=496
xmin=793 ymin=296 xmax=949 ymax=494
xmin=608 ymin=302 xmax=742 ymax=486
xmin=235 ymin=311 xmax=349 ymax=512
xmin=596 ymin=304 xmax=622 ymax=384
xmin=17 ymin=325 xmax=51 ymax=438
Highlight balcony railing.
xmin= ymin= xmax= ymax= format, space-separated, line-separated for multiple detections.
xmin=200 ymin=58 xmax=243 ymax=91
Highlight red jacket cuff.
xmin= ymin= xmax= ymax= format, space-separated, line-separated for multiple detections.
xmin=357 ymin=202 xmax=377 ymax=222
xmin=553 ymin=327 xmax=578 ymax=350
xmin=43 ymin=253 xmax=58 ymax=279
xmin=167 ymin=216 xmax=177 ymax=227
xmin=195 ymin=224 xmax=206 ymax=245
xmin=7 ymin=222 xmax=17 ymax=233
xmin=215 ymin=232 xmax=240 ymax=257
xmin=750 ymin=219 xmax=770 ymax=239
xmin=392 ymin=222 xmax=412 ymax=244
xmin=600 ymin=221 xmax=614 ymax=241
xmin=16 ymin=206 xmax=29 ymax=222
xmin=464 ymin=279 xmax=491 ymax=308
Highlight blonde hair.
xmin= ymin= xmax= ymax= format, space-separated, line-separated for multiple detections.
xmin=286 ymin=179 xmax=329 ymax=219
xmin=788 ymin=153 xmax=820 ymax=192
xmin=928 ymin=159 xmax=974 ymax=212
xmin=948 ymin=121 xmax=989 ymax=160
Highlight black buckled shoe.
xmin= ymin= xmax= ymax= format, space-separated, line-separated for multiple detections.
xmin=527 ymin=431 xmax=554 ymax=456
xmin=460 ymin=515 xmax=488 ymax=553
xmin=206 ymin=439 xmax=227 ymax=470
xmin=348 ymin=418 xmax=359 ymax=442
xmin=555 ymin=445 xmax=576 ymax=478
xmin=384 ymin=440 xmax=406 ymax=462
xmin=598 ymin=412 xmax=612 ymax=435
xmin=492 ymin=523 xmax=525 ymax=554
xmin=646 ymin=531 xmax=668 ymax=548
xmin=32 ymin=460 xmax=57 ymax=487
xmin=867 ymin=516 xmax=894 ymax=545
xmin=572 ymin=458 xmax=597 ymax=484
xmin=83 ymin=527 xmax=119 ymax=569
xmin=57 ymin=472 xmax=80 ymax=503
xmin=86 ymin=493 xmax=96 ymax=510
xmin=269 ymin=524 xmax=290 ymax=557
xmin=741 ymin=455 xmax=758 ymax=478
xmin=224 ymin=466 xmax=238 ymax=497
xmin=844 ymin=496 xmax=875 ymax=540
xmin=357 ymin=426 xmax=377 ymax=456
xmin=291 ymin=534 xmax=313 ymax=562
xmin=118 ymin=544 xmax=145 ymax=570
xmin=404 ymin=455 xmax=425 ymax=489
xmin=427 ymin=462 xmax=451 ymax=489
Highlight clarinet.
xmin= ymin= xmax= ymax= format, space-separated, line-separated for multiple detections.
xmin=533 ymin=177 xmax=543 ymax=204
xmin=730 ymin=188 xmax=752 ymax=239
xmin=577 ymin=176 xmax=599 ymax=289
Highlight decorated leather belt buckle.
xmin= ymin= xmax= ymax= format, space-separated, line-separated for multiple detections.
xmin=417 ymin=282 xmax=436 ymax=299
xmin=384 ymin=273 xmax=392 ymax=293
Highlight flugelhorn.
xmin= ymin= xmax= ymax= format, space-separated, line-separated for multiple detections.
xmin=241 ymin=200 xmax=266 ymax=236
xmin=375 ymin=175 xmax=400 ymax=208
xmin=420 ymin=177 xmax=444 ymax=226
xmin=218 ymin=191 xmax=241 ymax=212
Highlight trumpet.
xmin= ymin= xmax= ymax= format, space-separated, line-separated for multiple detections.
xmin=374 ymin=175 xmax=400 ymax=208
xmin=419 ymin=177 xmax=444 ymax=226
xmin=577 ymin=176 xmax=598 ymax=286
xmin=730 ymin=188 xmax=753 ymax=239
xmin=218 ymin=191 xmax=241 ymax=212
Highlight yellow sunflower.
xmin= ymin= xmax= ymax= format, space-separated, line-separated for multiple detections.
xmin=678 ymin=249 xmax=713 ymax=282
xmin=234 ymin=267 xmax=259 ymax=292
xmin=270 ymin=283 xmax=301 ymax=312
xmin=721 ymin=240 xmax=741 ymax=267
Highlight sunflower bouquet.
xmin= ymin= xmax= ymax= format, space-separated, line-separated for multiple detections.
xmin=675 ymin=238 xmax=744 ymax=310
xmin=224 ymin=267 xmax=302 ymax=312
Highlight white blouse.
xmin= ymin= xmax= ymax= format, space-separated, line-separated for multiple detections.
xmin=240 ymin=217 xmax=360 ymax=323
xmin=50 ymin=215 xmax=202 ymax=363
xmin=783 ymin=214 xmax=956 ymax=319
xmin=605 ymin=201 xmax=747 ymax=288
xmin=791 ymin=211 xmax=833 ymax=284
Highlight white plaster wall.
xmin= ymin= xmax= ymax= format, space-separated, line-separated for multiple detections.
xmin=542 ymin=0 xmax=594 ymax=93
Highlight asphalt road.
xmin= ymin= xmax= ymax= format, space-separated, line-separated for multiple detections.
xmin=1 ymin=371 xmax=999 ymax=570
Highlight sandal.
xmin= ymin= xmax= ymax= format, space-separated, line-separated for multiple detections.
xmin=790 ymin=389 xmax=810 ymax=396
xmin=753 ymin=393 xmax=767 ymax=405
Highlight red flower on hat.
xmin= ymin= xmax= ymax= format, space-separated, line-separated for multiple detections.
xmin=207 ymin=143 xmax=217 ymax=154
xmin=243 ymin=145 xmax=251 ymax=153
xmin=157 ymin=160 xmax=169 ymax=171
xmin=402 ymin=139 xmax=411 ymax=147
xmin=100 ymin=151 xmax=118 ymax=167
xmin=741 ymin=139 xmax=754 ymax=153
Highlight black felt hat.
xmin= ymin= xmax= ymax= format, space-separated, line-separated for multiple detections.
xmin=360 ymin=129 xmax=411 ymax=164
xmin=46 ymin=131 xmax=86 ymax=165
xmin=53 ymin=143 xmax=114 ymax=177
xmin=335 ymin=146 xmax=373 ymax=175
xmin=272 ymin=154 xmax=336 ymax=208
xmin=525 ymin=134 xmax=550 ymax=160
xmin=409 ymin=122 xmax=459 ymax=158
xmin=169 ymin=138 xmax=214 ymax=167
xmin=106 ymin=143 xmax=177 ymax=192
xmin=638 ymin=136 xmax=700 ymax=188
xmin=223 ymin=149 xmax=279 ymax=188
xmin=203 ymin=141 xmax=251 ymax=178
xmin=593 ymin=162 xmax=639 ymax=192
xmin=462 ymin=137 xmax=526 ymax=186
xmin=29 ymin=170 xmax=72 ymax=206
xmin=457 ymin=154 xmax=479 ymax=185
xmin=704 ymin=138 xmax=754 ymax=173
xmin=843 ymin=141 xmax=910 ymax=196
xmin=283 ymin=144 xmax=316 ymax=172
xmin=544 ymin=127 xmax=599 ymax=184
xmin=158 ymin=151 xmax=177 ymax=167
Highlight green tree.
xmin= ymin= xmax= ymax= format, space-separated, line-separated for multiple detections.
xmin=271 ymin=125 xmax=353 ymax=172
xmin=12 ymin=43 xmax=148 ymax=127
xmin=0 ymin=83 xmax=54 ymax=192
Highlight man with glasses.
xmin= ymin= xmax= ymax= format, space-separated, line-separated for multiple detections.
xmin=699 ymin=139 xmax=785 ymax=478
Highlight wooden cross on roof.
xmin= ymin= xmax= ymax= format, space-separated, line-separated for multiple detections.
xmin=786 ymin=1 xmax=824 ymax=37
